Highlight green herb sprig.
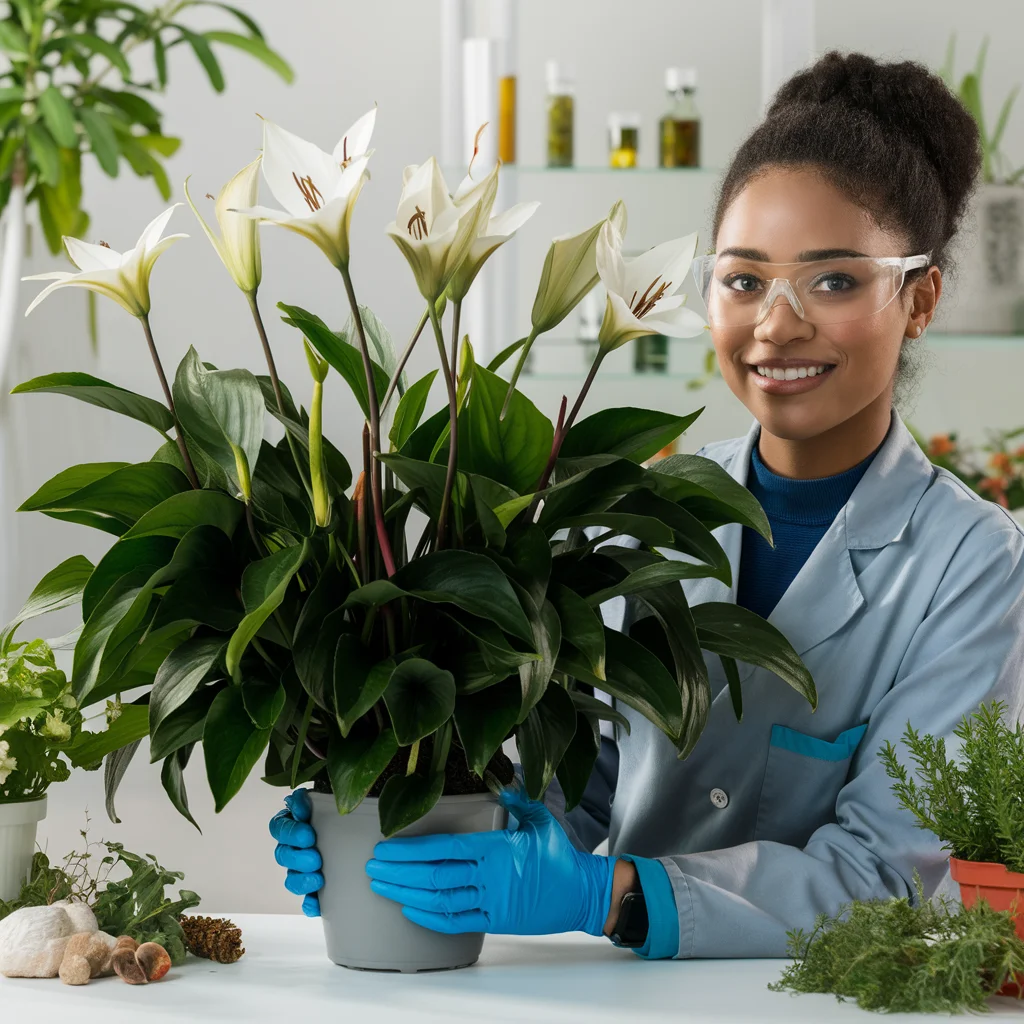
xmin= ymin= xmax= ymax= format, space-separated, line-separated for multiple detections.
xmin=771 ymin=875 xmax=1024 ymax=1013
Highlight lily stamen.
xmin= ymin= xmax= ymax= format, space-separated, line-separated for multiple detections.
xmin=292 ymin=172 xmax=324 ymax=212
xmin=631 ymin=276 xmax=671 ymax=320
xmin=407 ymin=205 xmax=428 ymax=240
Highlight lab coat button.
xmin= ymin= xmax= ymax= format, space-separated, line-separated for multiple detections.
xmin=710 ymin=788 xmax=729 ymax=809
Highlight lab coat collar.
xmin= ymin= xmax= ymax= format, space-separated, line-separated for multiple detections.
xmin=717 ymin=409 xmax=934 ymax=661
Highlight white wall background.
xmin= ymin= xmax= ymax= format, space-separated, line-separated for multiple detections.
xmin=10 ymin=0 xmax=1024 ymax=914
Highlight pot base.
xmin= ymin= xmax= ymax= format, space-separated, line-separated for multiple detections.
xmin=341 ymin=957 xmax=478 ymax=973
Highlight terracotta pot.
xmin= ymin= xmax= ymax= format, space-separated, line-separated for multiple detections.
xmin=950 ymin=856 xmax=1024 ymax=997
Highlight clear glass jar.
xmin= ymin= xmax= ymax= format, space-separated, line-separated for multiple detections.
xmin=546 ymin=60 xmax=575 ymax=168
xmin=660 ymin=67 xmax=701 ymax=168
xmin=608 ymin=112 xmax=640 ymax=169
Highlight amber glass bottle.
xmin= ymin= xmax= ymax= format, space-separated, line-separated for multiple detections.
xmin=660 ymin=67 xmax=701 ymax=168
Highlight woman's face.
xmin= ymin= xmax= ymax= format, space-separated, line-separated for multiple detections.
xmin=711 ymin=165 xmax=940 ymax=442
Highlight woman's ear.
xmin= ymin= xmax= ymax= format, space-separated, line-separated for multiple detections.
xmin=907 ymin=266 xmax=942 ymax=334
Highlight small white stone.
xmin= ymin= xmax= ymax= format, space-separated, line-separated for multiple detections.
xmin=0 ymin=905 xmax=76 ymax=978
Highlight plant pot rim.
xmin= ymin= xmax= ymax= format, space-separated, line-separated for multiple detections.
xmin=0 ymin=794 xmax=47 ymax=825
xmin=309 ymin=790 xmax=500 ymax=814
xmin=949 ymin=855 xmax=1024 ymax=887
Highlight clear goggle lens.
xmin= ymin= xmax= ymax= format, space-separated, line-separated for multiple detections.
xmin=691 ymin=253 xmax=931 ymax=327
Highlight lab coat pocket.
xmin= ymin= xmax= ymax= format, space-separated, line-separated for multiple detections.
xmin=753 ymin=724 xmax=868 ymax=847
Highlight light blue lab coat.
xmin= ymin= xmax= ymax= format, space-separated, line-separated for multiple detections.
xmin=556 ymin=411 xmax=1024 ymax=959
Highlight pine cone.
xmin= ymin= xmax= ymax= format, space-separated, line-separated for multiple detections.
xmin=179 ymin=915 xmax=245 ymax=964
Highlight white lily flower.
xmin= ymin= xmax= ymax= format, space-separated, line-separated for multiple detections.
xmin=185 ymin=157 xmax=262 ymax=295
xmin=447 ymin=168 xmax=539 ymax=302
xmin=236 ymin=110 xmax=376 ymax=270
xmin=0 ymin=740 xmax=16 ymax=786
xmin=596 ymin=220 xmax=707 ymax=351
xmin=23 ymin=205 xmax=188 ymax=318
xmin=386 ymin=157 xmax=498 ymax=302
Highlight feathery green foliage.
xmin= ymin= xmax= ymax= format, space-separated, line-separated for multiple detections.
xmin=880 ymin=701 xmax=1024 ymax=872
xmin=771 ymin=875 xmax=1024 ymax=1013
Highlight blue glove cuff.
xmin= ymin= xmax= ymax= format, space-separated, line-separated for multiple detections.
xmin=576 ymin=852 xmax=618 ymax=936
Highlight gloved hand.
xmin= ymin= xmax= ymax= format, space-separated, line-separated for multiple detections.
xmin=269 ymin=789 xmax=323 ymax=918
xmin=365 ymin=786 xmax=617 ymax=936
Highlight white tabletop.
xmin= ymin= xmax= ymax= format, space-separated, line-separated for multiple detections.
xmin=4 ymin=913 xmax=1024 ymax=1023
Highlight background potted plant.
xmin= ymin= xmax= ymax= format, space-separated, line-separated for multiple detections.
xmin=936 ymin=35 xmax=1024 ymax=334
xmin=13 ymin=115 xmax=816 ymax=971
xmin=881 ymin=700 xmax=1024 ymax=995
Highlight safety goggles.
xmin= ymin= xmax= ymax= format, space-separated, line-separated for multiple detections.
xmin=691 ymin=252 xmax=931 ymax=327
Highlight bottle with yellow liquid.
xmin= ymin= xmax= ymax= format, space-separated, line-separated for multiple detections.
xmin=546 ymin=60 xmax=574 ymax=168
xmin=608 ymin=113 xmax=640 ymax=169
xmin=660 ymin=67 xmax=701 ymax=168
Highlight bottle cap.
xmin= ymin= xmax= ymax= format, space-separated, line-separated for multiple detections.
xmin=665 ymin=67 xmax=698 ymax=91
xmin=608 ymin=112 xmax=641 ymax=130
xmin=546 ymin=59 xmax=574 ymax=92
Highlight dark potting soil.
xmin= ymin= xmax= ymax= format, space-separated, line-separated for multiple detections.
xmin=313 ymin=737 xmax=515 ymax=799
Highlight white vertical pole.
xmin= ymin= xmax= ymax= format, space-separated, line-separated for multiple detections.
xmin=761 ymin=0 xmax=815 ymax=112
xmin=440 ymin=0 xmax=465 ymax=169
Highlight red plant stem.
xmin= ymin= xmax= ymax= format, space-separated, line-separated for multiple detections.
xmin=429 ymin=302 xmax=458 ymax=548
xmin=339 ymin=267 xmax=396 ymax=577
xmin=139 ymin=314 xmax=199 ymax=489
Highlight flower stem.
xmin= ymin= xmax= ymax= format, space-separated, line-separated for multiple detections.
xmin=500 ymin=325 xmax=539 ymax=420
xmin=139 ymin=313 xmax=199 ymax=489
xmin=247 ymin=291 xmax=286 ymax=413
xmin=450 ymin=300 xmax=462 ymax=381
xmin=406 ymin=739 xmax=421 ymax=776
xmin=381 ymin=306 xmax=429 ymax=413
xmin=339 ymin=266 xmax=396 ymax=578
xmin=429 ymin=302 xmax=458 ymax=548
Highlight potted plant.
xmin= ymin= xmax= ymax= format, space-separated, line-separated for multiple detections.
xmin=13 ymin=113 xmax=816 ymax=971
xmin=881 ymin=701 xmax=1024 ymax=995
xmin=935 ymin=36 xmax=1024 ymax=334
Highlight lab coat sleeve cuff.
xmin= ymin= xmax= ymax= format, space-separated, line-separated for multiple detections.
xmin=618 ymin=855 xmax=680 ymax=959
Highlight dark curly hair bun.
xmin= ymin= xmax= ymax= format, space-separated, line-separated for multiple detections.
xmin=713 ymin=50 xmax=982 ymax=271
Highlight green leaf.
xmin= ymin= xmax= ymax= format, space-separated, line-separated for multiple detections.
xmin=66 ymin=704 xmax=149 ymax=769
xmin=226 ymin=542 xmax=309 ymax=680
xmin=562 ymin=511 xmax=674 ymax=548
xmin=105 ymin=739 xmax=142 ymax=823
xmin=181 ymin=28 xmax=225 ymax=92
xmin=150 ymin=684 xmax=221 ymax=762
xmin=73 ymin=575 xmax=147 ymax=702
xmin=652 ymin=453 xmax=772 ymax=543
xmin=454 ymin=677 xmax=521 ymax=777
xmin=20 ymin=462 xmax=189 ymax=532
xmin=560 ymin=629 xmax=683 ymax=740
xmin=347 ymin=550 xmax=533 ymax=645
xmin=569 ymin=690 xmax=631 ymax=733
xmin=459 ymin=364 xmax=553 ymax=494
xmin=400 ymin=405 xmax=450 ymax=463
xmin=486 ymin=335 xmax=528 ymax=372
xmin=204 ymin=686 xmax=271 ymax=812
xmin=585 ymin=557 xmax=717 ymax=606
xmin=161 ymin=744 xmax=200 ymax=831
xmin=26 ymin=123 xmax=59 ymax=186
xmin=121 ymin=489 xmax=243 ymax=540
xmin=517 ymin=683 xmax=577 ymax=800
xmin=550 ymin=584 xmax=605 ymax=679
xmin=82 ymin=536 xmax=175 ymax=621
xmin=38 ymin=86 xmax=78 ymax=148
xmin=515 ymin=588 xmax=560 ymax=722
xmin=242 ymin=676 xmax=286 ymax=729
xmin=278 ymin=303 xmax=388 ymax=421
xmin=721 ymin=654 xmax=742 ymax=721
xmin=692 ymin=603 xmax=817 ymax=710
xmin=327 ymin=729 xmax=399 ymax=814
xmin=149 ymin=637 xmax=225 ymax=738
xmin=172 ymin=347 xmax=264 ymax=499
xmin=378 ymin=771 xmax=445 ymax=838
xmin=78 ymin=107 xmax=120 ymax=177
xmin=561 ymin=407 xmax=703 ymax=464
xmin=538 ymin=457 xmax=648 ymax=529
xmin=1 ymin=555 xmax=93 ymax=650
xmin=383 ymin=659 xmax=456 ymax=746
xmin=334 ymin=641 xmax=394 ymax=737
xmin=340 ymin=305 xmax=403 ymax=392
xmin=0 ymin=20 xmax=28 ymax=57
xmin=92 ymin=87 xmax=161 ymax=130
xmin=206 ymin=3 xmax=266 ymax=38
xmin=203 ymin=29 xmax=294 ymax=81
xmin=556 ymin=712 xmax=601 ymax=811
xmin=12 ymin=372 xmax=174 ymax=434
xmin=51 ymin=33 xmax=131 ymax=79
xmin=389 ymin=370 xmax=437 ymax=450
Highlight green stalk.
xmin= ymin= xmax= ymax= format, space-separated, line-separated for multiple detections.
xmin=381 ymin=306 xmax=429 ymax=413
xmin=406 ymin=739 xmax=421 ymax=776
xmin=429 ymin=301 xmax=459 ymax=548
xmin=290 ymin=695 xmax=315 ymax=790
xmin=500 ymin=325 xmax=540 ymax=420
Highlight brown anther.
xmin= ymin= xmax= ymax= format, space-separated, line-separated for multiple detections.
xmin=205 ymin=193 xmax=216 ymax=201
xmin=339 ymin=135 xmax=350 ymax=170
xmin=631 ymin=276 xmax=672 ymax=320
xmin=407 ymin=205 xmax=428 ymax=240
xmin=292 ymin=171 xmax=324 ymax=212
xmin=98 ymin=241 xmax=111 ymax=249
xmin=468 ymin=121 xmax=489 ymax=176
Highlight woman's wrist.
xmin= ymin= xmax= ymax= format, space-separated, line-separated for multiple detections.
xmin=603 ymin=857 xmax=640 ymax=936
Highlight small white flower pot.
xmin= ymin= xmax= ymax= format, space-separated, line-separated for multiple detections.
xmin=0 ymin=797 xmax=46 ymax=902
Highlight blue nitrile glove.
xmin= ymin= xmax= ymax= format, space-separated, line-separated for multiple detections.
xmin=364 ymin=785 xmax=617 ymax=936
xmin=269 ymin=789 xmax=323 ymax=918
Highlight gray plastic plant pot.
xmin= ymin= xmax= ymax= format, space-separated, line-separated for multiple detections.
xmin=309 ymin=790 xmax=506 ymax=972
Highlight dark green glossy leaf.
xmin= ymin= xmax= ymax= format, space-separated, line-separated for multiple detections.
xmin=334 ymin=641 xmax=394 ymax=737
xmin=2 ymin=554 xmax=94 ymax=650
xmin=27 ymin=122 xmax=59 ymax=185
xmin=454 ymin=677 xmax=521 ymax=777
xmin=517 ymin=683 xmax=577 ymax=800
xmin=121 ymin=489 xmax=242 ymax=540
xmin=203 ymin=30 xmax=293 ymax=81
xmin=150 ymin=684 xmax=221 ymax=762
xmin=149 ymin=636 xmax=225 ymax=739
xmin=562 ymin=511 xmax=674 ymax=548
xmin=400 ymin=405 xmax=450 ymax=463
xmin=721 ymin=654 xmax=742 ymax=721
xmin=555 ymin=712 xmax=601 ymax=812
xmin=181 ymin=27 xmax=225 ymax=91
xmin=66 ymin=703 xmax=149 ymax=769
xmin=458 ymin=363 xmax=552 ymax=494
xmin=327 ymin=728 xmax=399 ymax=814
xmin=692 ymin=603 xmax=816 ymax=709
xmin=38 ymin=85 xmax=78 ymax=147
xmin=585 ymin=557 xmax=718 ymax=605
xmin=389 ymin=370 xmax=437 ymax=450
xmin=161 ymin=743 xmax=200 ymax=831
xmin=78 ymin=106 xmax=119 ymax=176
xmin=378 ymin=771 xmax=445 ymax=838
xmin=83 ymin=537 xmax=175 ymax=621
xmin=242 ymin=676 xmax=286 ymax=729
xmin=104 ymin=738 xmax=142 ymax=824
xmin=550 ymin=584 xmax=605 ymax=679
xmin=538 ymin=457 xmax=648 ymax=528
xmin=561 ymin=407 xmax=703 ymax=464
xmin=569 ymin=690 xmax=631 ymax=733
xmin=73 ymin=574 xmax=148 ymax=701
xmin=12 ymin=372 xmax=174 ymax=434
xmin=515 ymin=587 xmax=560 ymax=722
xmin=383 ymin=658 xmax=456 ymax=746
xmin=204 ymin=686 xmax=271 ymax=812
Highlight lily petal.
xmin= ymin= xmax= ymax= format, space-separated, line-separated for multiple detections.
xmin=332 ymin=106 xmax=376 ymax=165
xmin=64 ymin=237 xmax=122 ymax=272
xmin=641 ymin=304 xmax=707 ymax=338
xmin=623 ymin=231 xmax=699 ymax=303
xmin=260 ymin=119 xmax=341 ymax=218
xmin=139 ymin=204 xmax=183 ymax=254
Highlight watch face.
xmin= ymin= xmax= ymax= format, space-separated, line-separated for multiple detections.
xmin=612 ymin=891 xmax=649 ymax=948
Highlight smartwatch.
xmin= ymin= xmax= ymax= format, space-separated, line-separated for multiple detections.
xmin=609 ymin=886 xmax=649 ymax=948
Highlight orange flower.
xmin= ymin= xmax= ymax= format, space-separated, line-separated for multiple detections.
xmin=979 ymin=477 xmax=1009 ymax=506
xmin=1014 ymin=445 xmax=1024 ymax=460
xmin=989 ymin=451 xmax=1013 ymax=475
xmin=928 ymin=434 xmax=956 ymax=457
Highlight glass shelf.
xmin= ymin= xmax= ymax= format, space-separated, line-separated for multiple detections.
xmin=509 ymin=165 xmax=721 ymax=176
xmin=927 ymin=333 xmax=1024 ymax=347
